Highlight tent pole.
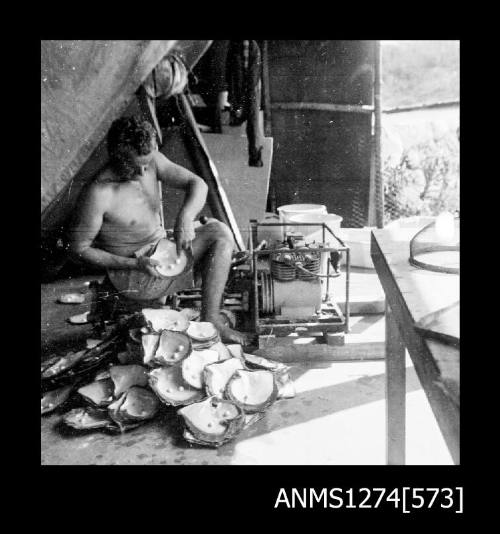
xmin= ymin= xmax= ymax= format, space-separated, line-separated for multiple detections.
xmin=178 ymin=93 xmax=245 ymax=251
xmin=374 ymin=40 xmax=384 ymax=228
xmin=261 ymin=40 xmax=272 ymax=137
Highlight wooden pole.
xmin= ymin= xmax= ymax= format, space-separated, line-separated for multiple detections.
xmin=374 ymin=40 xmax=384 ymax=228
xmin=385 ymin=302 xmax=407 ymax=465
xmin=261 ymin=40 xmax=272 ymax=136
xmin=178 ymin=93 xmax=245 ymax=251
xmin=271 ymin=102 xmax=373 ymax=114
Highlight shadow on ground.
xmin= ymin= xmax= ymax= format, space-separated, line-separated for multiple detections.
xmin=41 ymin=365 xmax=422 ymax=465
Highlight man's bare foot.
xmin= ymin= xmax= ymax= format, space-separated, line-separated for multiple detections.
xmin=209 ymin=317 xmax=252 ymax=346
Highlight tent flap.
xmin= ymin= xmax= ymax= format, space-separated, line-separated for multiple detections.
xmin=41 ymin=40 xmax=177 ymax=213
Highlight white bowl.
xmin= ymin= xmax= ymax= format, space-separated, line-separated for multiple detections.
xmin=277 ymin=204 xmax=327 ymax=223
xmin=288 ymin=213 xmax=343 ymax=242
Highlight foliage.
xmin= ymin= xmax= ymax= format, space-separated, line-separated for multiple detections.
xmin=383 ymin=132 xmax=459 ymax=223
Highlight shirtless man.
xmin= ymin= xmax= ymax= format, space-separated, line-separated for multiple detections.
xmin=68 ymin=116 xmax=247 ymax=344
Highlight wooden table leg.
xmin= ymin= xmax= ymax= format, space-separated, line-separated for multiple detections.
xmin=385 ymin=302 xmax=406 ymax=465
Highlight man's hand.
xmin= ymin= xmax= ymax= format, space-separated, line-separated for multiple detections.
xmin=174 ymin=213 xmax=196 ymax=255
xmin=136 ymin=256 xmax=163 ymax=278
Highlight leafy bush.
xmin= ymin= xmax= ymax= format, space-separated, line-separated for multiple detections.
xmin=383 ymin=132 xmax=459 ymax=223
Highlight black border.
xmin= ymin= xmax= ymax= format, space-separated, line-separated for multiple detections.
xmin=31 ymin=24 xmax=478 ymax=520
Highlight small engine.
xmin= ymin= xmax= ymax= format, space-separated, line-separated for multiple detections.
xmin=249 ymin=222 xmax=350 ymax=339
xmin=259 ymin=237 xmax=324 ymax=318
xmin=170 ymin=220 xmax=350 ymax=345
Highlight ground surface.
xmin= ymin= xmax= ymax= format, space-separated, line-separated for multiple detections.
xmin=41 ymin=274 xmax=453 ymax=465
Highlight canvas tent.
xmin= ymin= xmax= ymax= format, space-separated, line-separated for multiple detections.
xmin=42 ymin=41 xmax=172 ymax=217
xmin=43 ymin=41 xmax=167 ymax=209
xmin=41 ymin=40 xmax=217 ymax=238
xmin=41 ymin=40 xmax=380 ymax=277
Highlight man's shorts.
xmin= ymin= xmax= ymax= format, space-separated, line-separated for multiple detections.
xmin=91 ymin=238 xmax=193 ymax=319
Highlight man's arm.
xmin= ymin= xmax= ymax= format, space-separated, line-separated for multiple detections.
xmin=67 ymin=183 xmax=159 ymax=276
xmin=154 ymin=151 xmax=208 ymax=253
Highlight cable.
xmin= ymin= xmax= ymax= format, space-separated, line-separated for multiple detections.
xmin=294 ymin=263 xmax=341 ymax=279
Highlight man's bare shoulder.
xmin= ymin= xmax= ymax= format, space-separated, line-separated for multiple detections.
xmin=152 ymin=149 xmax=171 ymax=162
xmin=152 ymin=149 xmax=173 ymax=171
xmin=93 ymin=166 xmax=121 ymax=188
xmin=152 ymin=149 xmax=199 ymax=187
xmin=151 ymin=150 xmax=178 ymax=183
xmin=79 ymin=170 xmax=116 ymax=209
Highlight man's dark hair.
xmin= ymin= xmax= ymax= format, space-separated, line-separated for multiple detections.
xmin=107 ymin=117 xmax=156 ymax=178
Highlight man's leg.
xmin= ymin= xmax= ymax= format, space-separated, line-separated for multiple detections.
xmin=191 ymin=219 xmax=249 ymax=345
